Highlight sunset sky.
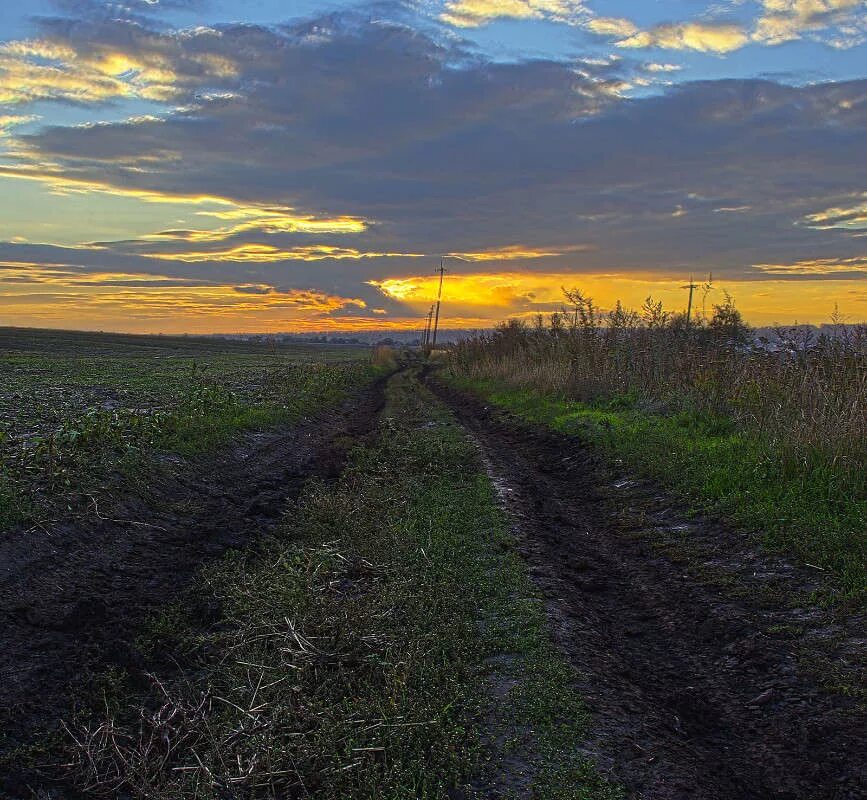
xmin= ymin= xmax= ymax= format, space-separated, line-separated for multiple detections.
xmin=0 ymin=0 xmax=865 ymax=333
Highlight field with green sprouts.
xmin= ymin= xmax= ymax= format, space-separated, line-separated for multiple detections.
xmin=0 ymin=326 xmax=863 ymax=800
xmin=0 ymin=328 xmax=372 ymax=529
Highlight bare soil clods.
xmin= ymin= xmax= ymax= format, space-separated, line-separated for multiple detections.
xmin=431 ymin=379 xmax=866 ymax=800
xmin=0 ymin=380 xmax=385 ymax=789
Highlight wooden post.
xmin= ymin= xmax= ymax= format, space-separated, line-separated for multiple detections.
xmin=422 ymin=304 xmax=434 ymax=349
xmin=682 ymin=275 xmax=699 ymax=328
xmin=431 ymin=259 xmax=446 ymax=348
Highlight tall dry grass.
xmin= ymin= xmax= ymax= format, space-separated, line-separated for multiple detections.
xmin=449 ymin=292 xmax=867 ymax=476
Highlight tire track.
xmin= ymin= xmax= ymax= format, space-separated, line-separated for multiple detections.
xmin=432 ymin=379 xmax=866 ymax=800
xmin=0 ymin=377 xmax=387 ymax=792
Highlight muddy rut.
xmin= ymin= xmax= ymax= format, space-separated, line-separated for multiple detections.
xmin=432 ymin=380 xmax=866 ymax=800
xmin=0 ymin=380 xmax=386 ymax=785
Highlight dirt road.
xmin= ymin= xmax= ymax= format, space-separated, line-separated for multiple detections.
xmin=2 ymin=368 xmax=863 ymax=799
xmin=0 ymin=380 xmax=385 ymax=792
xmin=432 ymin=379 xmax=866 ymax=800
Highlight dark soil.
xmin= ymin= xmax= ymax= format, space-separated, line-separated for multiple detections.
xmin=430 ymin=378 xmax=866 ymax=800
xmin=0 ymin=380 xmax=386 ymax=796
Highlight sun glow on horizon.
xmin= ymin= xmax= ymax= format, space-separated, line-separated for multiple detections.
xmin=372 ymin=271 xmax=867 ymax=327
xmin=0 ymin=1 xmax=864 ymax=334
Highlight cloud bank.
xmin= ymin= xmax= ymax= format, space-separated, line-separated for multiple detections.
xmin=0 ymin=4 xmax=864 ymax=328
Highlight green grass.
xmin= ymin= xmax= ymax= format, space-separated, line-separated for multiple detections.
xmin=0 ymin=331 xmax=380 ymax=529
xmin=55 ymin=369 xmax=619 ymax=799
xmin=445 ymin=375 xmax=866 ymax=604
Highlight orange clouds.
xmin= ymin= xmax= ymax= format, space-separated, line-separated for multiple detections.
xmin=0 ymin=115 xmax=37 ymax=137
xmin=616 ymin=22 xmax=750 ymax=53
xmin=0 ymin=163 xmax=371 ymax=250
xmin=754 ymin=0 xmax=866 ymax=45
xmin=445 ymin=245 xmax=581 ymax=262
xmin=440 ymin=0 xmax=586 ymax=28
xmin=161 ymin=209 xmax=368 ymax=242
xmin=753 ymin=257 xmax=867 ymax=275
xmin=148 ymin=244 xmax=424 ymax=263
xmin=2 ymin=264 xmax=864 ymax=333
xmin=0 ymin=29 xmax=241 ymax=107
xmin=0 ymin=266 xmax=369 ymax=333
xmin=0 ymin=9 xmax=863 ymax=337
xmin=804 ymin=196 xmax=867 ymax=231
xmin=0 ymin=39 xmax=178 ymax=105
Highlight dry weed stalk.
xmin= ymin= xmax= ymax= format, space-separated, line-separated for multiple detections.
xmin=59 ymin=544 xmax=391 ymax=798
xmin=450 ymin=293 xmax=866 ymax=473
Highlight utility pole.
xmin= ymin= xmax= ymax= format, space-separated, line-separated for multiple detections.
xmin=422 ymin=304 xmax=434 ymax=349
xmin=431 ymin=258 xmax=446 ymax=349
xmin=682 ymin=275 xmax=699 ymax=328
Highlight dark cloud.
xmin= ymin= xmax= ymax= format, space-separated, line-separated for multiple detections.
xmin=8 ymin=9 xmax=867 ymax=303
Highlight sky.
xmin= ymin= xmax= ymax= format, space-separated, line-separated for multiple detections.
xmin=0 ymin=0 xmax=865 ymax=333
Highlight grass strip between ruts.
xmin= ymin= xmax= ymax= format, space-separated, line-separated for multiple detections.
xmin=53 ymin=368 xmax=619 ymax=799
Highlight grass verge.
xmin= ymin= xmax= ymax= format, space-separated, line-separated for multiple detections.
xmin=51 ymin=369 xmax=618 ymax=799
xmin=444 ymin=375 xmax=866 ymax=604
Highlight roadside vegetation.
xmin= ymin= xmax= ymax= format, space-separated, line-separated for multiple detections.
xmin=47 ymin=369 xmax=618 ymax=799
xmin=447 ymin=292 xmax=866 ymax=601
xmin=0 ymin=329 xmax=377 ymax=530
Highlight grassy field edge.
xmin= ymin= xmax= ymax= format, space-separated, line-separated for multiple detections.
xmin=442 ymin=373 xmax=865 ymax=604
xmin=0 ymin=359 xmax=387 ymax=531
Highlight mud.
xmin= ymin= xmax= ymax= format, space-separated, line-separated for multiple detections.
xmin=431 ymin=379 xmax=866 ymax=800
xmin=0 ymin=379 xmax=386 ymax=792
